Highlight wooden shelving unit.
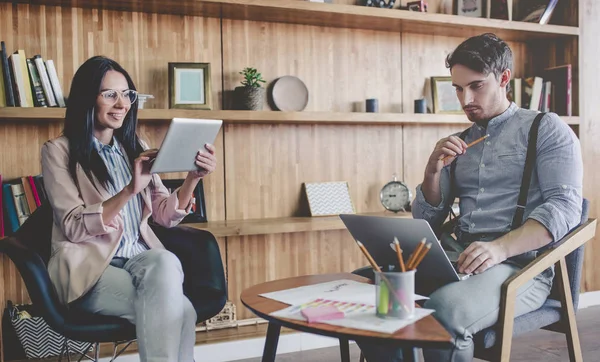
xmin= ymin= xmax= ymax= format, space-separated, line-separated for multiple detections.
xmin=0 ymin=108 xmax=581 ymax=126
xmin=185 ymin=211 xmax=410 ymax=237
xmin=3 ymin=0 xmax=579 ymax=41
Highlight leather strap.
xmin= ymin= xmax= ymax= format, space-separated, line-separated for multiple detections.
xmin=511 ymin=112 xmax=545 ymax=229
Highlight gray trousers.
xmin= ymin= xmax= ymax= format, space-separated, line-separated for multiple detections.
xmin=74 ymin=249 xmax=197 ymax=362
xmin=358 ymin=263 xmax=553 ymax=362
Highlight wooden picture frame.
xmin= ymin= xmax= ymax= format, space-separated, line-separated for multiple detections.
xmin=303 ymin=181 xmax=356 ymax=217
xmin=431 ymin=76 xmax=463 ymax=114
xmin=168 ymin=62 xmax=212 ymax=110
xmin=160 ymin=179 xmax=208 ymax=223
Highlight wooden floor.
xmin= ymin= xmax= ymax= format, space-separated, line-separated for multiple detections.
xmin=236 ymin=306 xmax=600 ymax=362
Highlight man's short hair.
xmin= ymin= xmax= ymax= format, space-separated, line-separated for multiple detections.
xmin=445 ymin=33 xmax=513 ymax=79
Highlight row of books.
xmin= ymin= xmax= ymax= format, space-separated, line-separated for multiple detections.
xmin=1 ymin=174 xmax=47 ymax=237
xmin=0 ymin=41 xmax=66 ymax=108
xmin=507 ymin=64 xmax=572 ymax=116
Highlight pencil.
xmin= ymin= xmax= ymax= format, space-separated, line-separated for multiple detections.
xmin=440 ymin=134 xmax=490 ymax=163
xmin=355 ymin=240 xmax=410 ymax=313
xmin=410 ymin=242 xmax=432 ymax=270
xmin=355 ymin=240 xmax=380 ymax=272
xmin=393 ymin=237 xmax=406 ymax=272
xmin=406 ymin=238 xmax=426 ymax=270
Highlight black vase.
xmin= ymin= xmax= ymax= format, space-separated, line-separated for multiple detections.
xmin=234 ymin=86 xmax=265 ymax=110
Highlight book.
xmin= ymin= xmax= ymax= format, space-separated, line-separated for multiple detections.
xmin=0 ymin=41 xmax=15 ymax=106
xmin=28 ymin=176 xmax=41 ymax=207
xmin=518 ymin=0 xmax=558 ymax=25
xmin=543 ymin=64 xmax=572 ymax=116
xmin=45 ymin=59 xmax=65 ymax=107
xmin=9 ymin=53 xmax=26 ymax=106
xmin=10 ymin=183 xmax=30 ymax=226
xmin=16 ymin=50 xmax=34 ymax=107
xmin=33 ymin=175 xmax=47 ymax=204
xmin=33 ymin=55 xmax=57 ymax=107
xmin=26 ymin=58 xmax=48 ymax=107
xmin=522 ymin=76 xmax=544 ymax=111
xmin=21 ymin=176 xmax=37 ymax=213
xmin=0 ymin=51 xmax=5 ymax=107
xmin=3 ymin=184 xmax=19 ymax=233
xmin=507 ymin=78 xmax=521 ymax=107
xmin=0 ymin=174 xmax=3 ymax=237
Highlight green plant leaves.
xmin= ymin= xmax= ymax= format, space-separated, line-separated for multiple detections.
xmin=240 ymin=67 xmax=266 ymax=88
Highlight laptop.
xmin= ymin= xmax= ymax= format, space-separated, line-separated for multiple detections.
xmin=339 ymin=214 xmax=470 ymax=284
xmin=150 ymin=118 xmax=222 ymax=173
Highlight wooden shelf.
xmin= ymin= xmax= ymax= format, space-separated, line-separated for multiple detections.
xmin=183 ymin=211 xmax=410 ymax=237
xmin=0 ymin=108 xmax=581 ymax=126
xmin=4 ymin=0 xmax=578 ymax=41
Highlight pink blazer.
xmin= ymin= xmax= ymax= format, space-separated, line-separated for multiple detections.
xmin=41 ymin=136 xmax=189 ymax=305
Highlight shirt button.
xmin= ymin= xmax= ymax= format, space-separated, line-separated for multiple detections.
xmin=486 ymin=141 xmax=491 ymax=146
xmin=480 ymin=163 xmax=485 ymax=168
xmin=480 ymin=188 xmax=485 ymax=193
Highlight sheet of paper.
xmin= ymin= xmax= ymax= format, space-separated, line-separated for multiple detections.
xmin=260 ymin=279 xmax=427 ymax=306
xmin=271 ymin=298 xmax=434 ymax=334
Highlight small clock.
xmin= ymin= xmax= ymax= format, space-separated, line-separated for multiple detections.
xmin=380 ymin=174 xmax=412 ymax=213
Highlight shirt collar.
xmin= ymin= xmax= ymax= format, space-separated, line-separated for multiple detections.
xmin=93 ymin=136 xmax=124 ymax=156
xmin=481 ymin=102 xmax=518 ymax=129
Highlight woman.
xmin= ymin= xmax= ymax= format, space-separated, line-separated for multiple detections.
xmin=41 ymin=56 xmax=217 ymax=362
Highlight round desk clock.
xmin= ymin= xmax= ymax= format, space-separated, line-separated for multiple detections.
xmin=380 ymin=174 xmax=412 ymax=213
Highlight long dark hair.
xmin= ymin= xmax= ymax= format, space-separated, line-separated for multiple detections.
xmin=63 ymin=56 xmax=143 ymax=187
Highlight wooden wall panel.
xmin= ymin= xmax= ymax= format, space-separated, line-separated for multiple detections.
xmin=223 ymin=124 xmax=403 ymax=219
xmin=0 ymin=122 xmax=63 ymax=180
xmin=0 ymin=3 xmax=223 ymax=110
xmin=227 ymin=230 xmax=365 ymax=320
xmin=579 ymin=0 xmax=600 ymax=293
xmin=222 ymin=19 xmax=403 ymax=112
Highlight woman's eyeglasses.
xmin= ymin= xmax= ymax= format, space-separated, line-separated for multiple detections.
xmin=99 ymin=89 xmax=138 ymax=105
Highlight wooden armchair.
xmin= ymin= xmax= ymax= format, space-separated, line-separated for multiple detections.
xmin=474 ymin=201 xmax=596 ymax=362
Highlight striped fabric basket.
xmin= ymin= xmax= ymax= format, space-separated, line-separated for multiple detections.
xmin=8 ymin=302 xmax=91 ymax=359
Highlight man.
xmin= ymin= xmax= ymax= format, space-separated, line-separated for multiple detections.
xmin=359 ymin=33 xmax=583 ymax=362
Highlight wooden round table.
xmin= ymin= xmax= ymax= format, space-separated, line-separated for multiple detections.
xmin=240 ymin=273 xmax=452 ymax=362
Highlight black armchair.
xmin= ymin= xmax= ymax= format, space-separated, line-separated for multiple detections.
xmin=0 ymin=203 xmax=227 ymax=361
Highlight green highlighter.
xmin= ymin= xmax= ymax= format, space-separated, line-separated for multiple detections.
xmin=377 ymin=282 xmax=390 ymax=315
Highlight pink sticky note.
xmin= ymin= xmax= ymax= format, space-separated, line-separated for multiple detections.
xmin=301 ymin=306 xmax=344 ymax=323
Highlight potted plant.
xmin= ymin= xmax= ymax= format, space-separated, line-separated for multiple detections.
xmin=234 ymin=67 xmax=266 ymax=110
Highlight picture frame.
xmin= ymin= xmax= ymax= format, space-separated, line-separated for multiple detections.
xmin=160 ymin=179 xmax=207 ymax=223
xmin=431 ymin=77 xmax=463 ymax=114
xmin=407 ymin=0 xmax=427 ymax=12
xmin=168 ymin=62 xmax=212 ymax=110
xmin=303 ymin=181 xmax=356 ymax=217
xmin=455 ymin=0 xmax=483 ymax=17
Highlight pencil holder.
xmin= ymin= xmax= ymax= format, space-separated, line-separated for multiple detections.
xmin=374 ymin=270 xmax=415 ymax=320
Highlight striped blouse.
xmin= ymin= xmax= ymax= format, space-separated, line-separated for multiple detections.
xmin=93 ymin=137 xmax=147 ymax=258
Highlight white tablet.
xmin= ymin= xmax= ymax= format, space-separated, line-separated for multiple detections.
xmin=150 ymin=118 xmax=222 ymax=173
